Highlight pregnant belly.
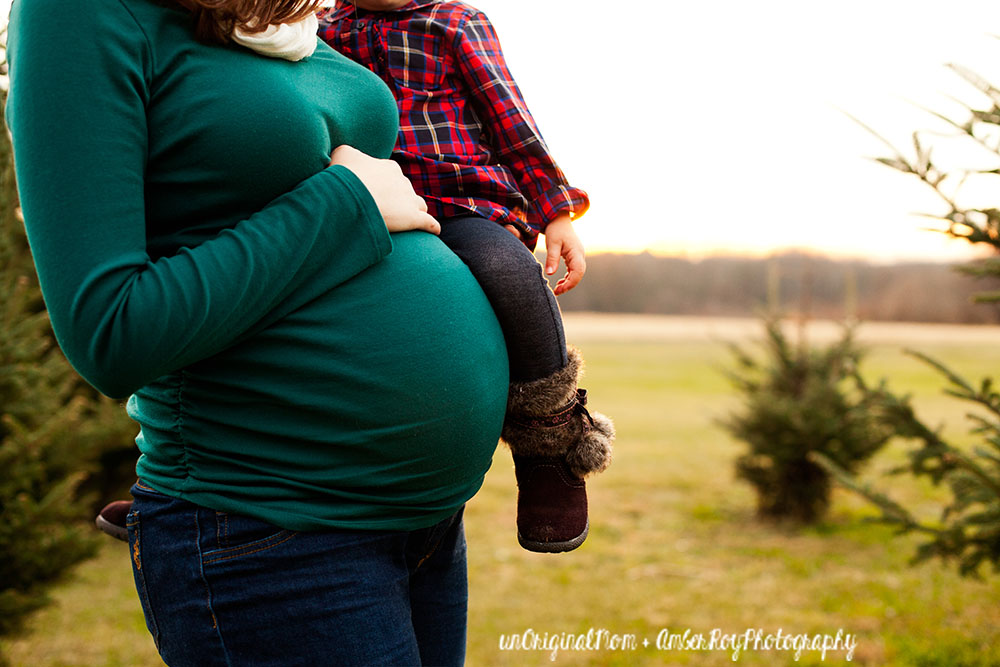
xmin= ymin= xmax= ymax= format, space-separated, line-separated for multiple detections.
xmin=159 ymin=231 xmax=509 ymax=500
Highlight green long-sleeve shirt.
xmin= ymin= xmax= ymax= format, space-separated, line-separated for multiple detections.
xmin=6 ymin=0 xmax=508 ymax=530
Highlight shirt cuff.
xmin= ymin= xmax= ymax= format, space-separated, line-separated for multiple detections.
xmin=528 ymin=185 xmax=590 ymax=232
xmin=324 ymin=164 xmax=394 ymax=261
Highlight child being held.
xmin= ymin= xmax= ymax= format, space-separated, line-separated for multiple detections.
xmin=321 ymin=0 xmax=613 ymax=552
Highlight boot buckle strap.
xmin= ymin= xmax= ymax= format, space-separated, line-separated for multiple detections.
xmin=511 ymin=389 xmax=593 ymax=432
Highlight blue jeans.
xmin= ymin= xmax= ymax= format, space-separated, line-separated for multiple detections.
xmin=127 ymin=482 xmax=468 ymax=666
xmin=438 ymin=215 xmax=568 ymax=382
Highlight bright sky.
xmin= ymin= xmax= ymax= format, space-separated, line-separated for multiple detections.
xmin=472 ymin=0 xmax=1000 ymax=262
xmin=5 ymin=0 xmax=1000 ymax=262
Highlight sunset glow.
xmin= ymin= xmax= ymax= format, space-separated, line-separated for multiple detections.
xmin=472 ymin=0 xmax=1000 ymax=262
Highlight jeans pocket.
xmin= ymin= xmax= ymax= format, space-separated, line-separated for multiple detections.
xmin=412 ymin=507 xmax=466 ymax=570
xmin=133 ymin=479 xmax=170 ymax=497
xmin=202 ymin=511 xmax=298 ymax=565
xmin=126 ymin=509 xmax=161 ymax=651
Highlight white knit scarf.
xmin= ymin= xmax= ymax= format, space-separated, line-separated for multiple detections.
xmin=232 ymin=12 xmax=320 ymax=62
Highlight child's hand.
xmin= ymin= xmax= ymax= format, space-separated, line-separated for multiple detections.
xmin=543 ymin=213 xmax=585 ymax=296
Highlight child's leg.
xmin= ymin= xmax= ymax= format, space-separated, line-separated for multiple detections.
xmin=437 ymin=215 xmax=567 ymax=383
xmin=438 ymin=215 xmax=613 ymax=553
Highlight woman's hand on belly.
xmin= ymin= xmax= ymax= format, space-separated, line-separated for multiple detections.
xmin=330 ymin=146 xmax=441 ymax=236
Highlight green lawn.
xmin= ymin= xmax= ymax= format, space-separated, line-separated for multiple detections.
xmin=4 ymin=317 xmax=1000 ymax=666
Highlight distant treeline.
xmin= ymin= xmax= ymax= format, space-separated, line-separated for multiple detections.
xmin=549 ymin=251 xmax=1000 ymax=324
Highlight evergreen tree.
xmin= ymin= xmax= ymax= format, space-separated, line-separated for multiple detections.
xmin=858 ymin=62 xmax=1000 ymax=300
xmin=720 ymin=316 xmax=894 ymax=522
xmin=816 ymin=55 xmax=1000 ymax=578
xmin=814 ymin=353 xmax=1000 ymax=578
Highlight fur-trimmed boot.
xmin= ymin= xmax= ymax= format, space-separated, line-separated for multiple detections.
xmin=502 ymin=347 xmax=614 ymax=553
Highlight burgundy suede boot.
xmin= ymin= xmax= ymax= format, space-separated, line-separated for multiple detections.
xmin=502 ymin=347 xmax=614 ymax=553
xmin=512 ymin=455 xmax=589 ymax=552
xmin=96 ymin=500 xmax=132 ymax=542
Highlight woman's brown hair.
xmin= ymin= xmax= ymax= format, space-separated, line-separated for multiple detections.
xmin=181 ymin=0 xmax=328 ymax=44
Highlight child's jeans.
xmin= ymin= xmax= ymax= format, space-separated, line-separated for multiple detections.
xmin=127 ymin=481 xmax=468 ymax=666
xmin=438 ymin=214 xmax=568 ymax=382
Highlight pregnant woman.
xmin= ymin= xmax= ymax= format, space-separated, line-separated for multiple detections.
xmin=4 ymin=0 xmax=508 ymax=663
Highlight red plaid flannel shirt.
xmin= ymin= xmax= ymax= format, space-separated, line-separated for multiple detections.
xmin=318 ymin=1 xmax=589 ymax=241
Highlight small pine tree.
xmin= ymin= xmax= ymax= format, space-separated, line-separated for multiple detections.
xmin=814 ymin=352 xmax=1000 ymax=578
xmin=721 ymin=316 xmax=895 ymax=522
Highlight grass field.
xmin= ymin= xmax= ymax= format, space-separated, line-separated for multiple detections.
xmin=4 ymin=314 xmax=1000 ymax=666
